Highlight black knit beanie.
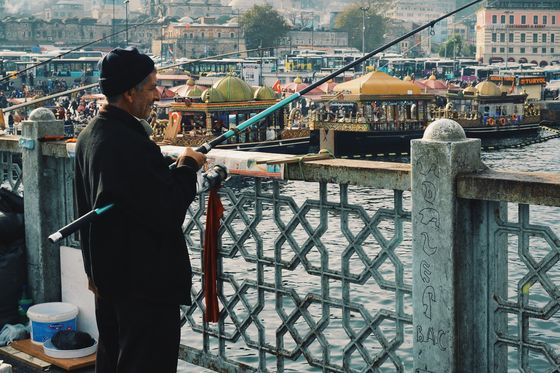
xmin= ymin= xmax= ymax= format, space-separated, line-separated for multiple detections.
xmin=98 ymin=47 xmax=155 ymax=97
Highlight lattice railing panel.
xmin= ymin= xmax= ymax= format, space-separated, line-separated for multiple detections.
xmin=0 ymin=151 xmax=23 ymax=194
xmin=181 ymin=177 xmax=413 ymax=372
xmin=494 ymin=204 xmax=560 ymax=372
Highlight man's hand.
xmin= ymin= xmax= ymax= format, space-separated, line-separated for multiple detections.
xmin=180 ymin=147 xmax=206 ymax=168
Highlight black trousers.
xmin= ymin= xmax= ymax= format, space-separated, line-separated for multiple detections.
xmin=94 ymin=295 xmax=180 ymax=373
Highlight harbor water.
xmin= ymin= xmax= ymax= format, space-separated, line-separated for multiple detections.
xmin=180 ymin=137 xmax=560 ymax=372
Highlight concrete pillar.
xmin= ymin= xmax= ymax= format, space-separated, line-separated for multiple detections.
xmin=411 ymin=118 xmax=486 ymax=372
xmin=22 ymin=108 xmax=64 ymax=303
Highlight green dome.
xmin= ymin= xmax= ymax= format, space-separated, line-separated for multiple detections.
xmin=186 ymin=87 xmax=204 ymax=98
xmin=254 ymin=86 xmax=277 ymax=100
xmin=212 ymin=76 xmax=253 ymax=102
xmin=201 ymin=88 xmax=225 ymax=103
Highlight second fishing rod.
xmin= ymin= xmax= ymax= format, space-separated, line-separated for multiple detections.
xmin=48 ymin=0 xmax=483 ymax=243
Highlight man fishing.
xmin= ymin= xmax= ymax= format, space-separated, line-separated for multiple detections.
xmin=74 ymin=47 xmax=206 ymax=373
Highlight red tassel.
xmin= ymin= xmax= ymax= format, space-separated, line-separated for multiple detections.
xmin=203 ymin=187 xmax=224 ymax=323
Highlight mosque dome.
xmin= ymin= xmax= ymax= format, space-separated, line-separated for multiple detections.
xmin=403 ymin=75 xmax=412 ymax=81
xmin=201 ymin=88 xmax=225 ymax=103
xmin=212 ymin=75 xmax=253 ymax=102
xmin=475 ymin=80 xmax=501 ymax=97
xmin=254 ymin=86 xmax=277 ymax=100
xmin=428 ymin=74 xmax=437 ymax=80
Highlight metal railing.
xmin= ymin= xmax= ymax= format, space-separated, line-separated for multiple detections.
xmin=1 ymin=115 xmax=559 ymax=372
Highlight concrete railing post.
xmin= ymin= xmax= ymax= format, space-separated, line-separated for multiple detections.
xmin=411 ymin=119 xmax=487 ymax=372
xmin=22 ymin=108 xmax=64 ymax=303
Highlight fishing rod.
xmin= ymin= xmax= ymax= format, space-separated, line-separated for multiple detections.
xmin=0 ymin=17 xmax=157 ymax=84
xmin=193 ymin=0 xmax=483 ymax=153
xmin=48 ymin=0 xmax=483 ymax=243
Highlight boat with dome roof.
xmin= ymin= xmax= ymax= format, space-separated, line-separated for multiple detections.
xmin=308 ymin=71 xmax=543 ymax=156
xmin=153 ymin=75 xmax=310 ymax=154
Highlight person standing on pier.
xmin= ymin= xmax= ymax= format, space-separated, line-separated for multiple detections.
xmin=74 ymin=47 xmax=206 ymax=373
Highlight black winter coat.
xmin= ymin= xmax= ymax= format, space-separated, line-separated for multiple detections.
xmin=75 ymin=105 xmax=199 ymax=305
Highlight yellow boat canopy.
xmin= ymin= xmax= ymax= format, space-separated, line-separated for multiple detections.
xmin=334 ymin=71 xmax=422 ymax=96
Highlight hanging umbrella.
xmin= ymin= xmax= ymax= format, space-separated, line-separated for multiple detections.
xmin=157 ymin=86 xmax=176 ymax=99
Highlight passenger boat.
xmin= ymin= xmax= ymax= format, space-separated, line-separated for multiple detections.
xmin=308 ymin=71 xmax=543 ymax=156
xmin=152 ymin=76 xmax=310 ymax=154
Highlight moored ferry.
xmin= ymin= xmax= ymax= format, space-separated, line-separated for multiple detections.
xmin=308 ymin=71 xmax=544 ymax=157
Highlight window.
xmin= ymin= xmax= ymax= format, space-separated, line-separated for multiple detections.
xmin=533 ymin=33 xmax=538 ymax=42
xmin=230 ymin=32 xmax=234 ymax=38
xmin=553 ymin=16 xmax=556 ymax=24
xmin=542 ymin=47 xmax=546 ymax=53
xmin=500 ymin=47 xmax=505 ymax=53
xmin=520 ymin=47 xmax=525 ymax=53
xmin=552 ymin=48 xmax=555 ymax=53
xmin=521 ymin=15 xmax=526 ymax=24
xmin=543 ymin=34 xmax=547 ymax=43
xmin=501 ymin=15 xmax=506 ymax=24
xmin=533 ymin=47 xmax=538 ymax=53
xmin=509 ymin=33 xmax=514 ymax=42
xmin=509 ymin=47 xmax=513 ymax=53
xmin=492 ymin=33 xmax=497 ymax=42
xmin=509 ymin=15 xmax=514 ymax=24
xmin=534 ymin=15 xmax=538 ymax=24
xmin=500 ymin=33 xmax=505 ymax=42
xmin=543 ymin=15 xmax=547 ymax=24
xmin=217 ymin=32 xmax=221 ymax=38
xmin=520 ymin=33 xmax=525 ymax=42
xmin=492 ymin=15 xmax=497 ymax=24
xmin=201 ymin=32 xmax=205 ymax=38
xmin=492 ymin=47 xmax=496 ymax=53
xmin=552 ymin=34 xmax=555 ymax=42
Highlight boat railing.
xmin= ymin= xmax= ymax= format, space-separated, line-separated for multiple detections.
xmin=1 ymin=112 xmax=559 ymax=372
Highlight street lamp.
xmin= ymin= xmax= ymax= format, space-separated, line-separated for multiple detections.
xmin=359 ymin=6 xmax=369 ymax=73
xmin=112 ymin=0 xmax=115 ymax=47
xmin=124 ymin=0 xmax=129 ymax=46
xmin=160 ymin=26 xmax=165 ymax=66
xmin=504 ymin=11 xmax=513 ymax=69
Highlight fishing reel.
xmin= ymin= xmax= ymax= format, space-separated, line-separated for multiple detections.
xmin=199 ymin=164 xmax=228 ymax=192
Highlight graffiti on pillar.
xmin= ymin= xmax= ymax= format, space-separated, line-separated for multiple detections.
xmin=416 ymin=156 xmax=440 ymax=178
xmin=420 ymin=260 xmax=432 ymax=283
xmin=421 ymin=232 xmax=438 ymax=256
xmin=422 ymin=286 xmax=436 ymax=320
xmin=416 ymin=325 xmax=449 ymax=351
xmin=421 ymin=181 xmax=437 ymax=204
xmin=419 ymin=208 xmax=440 ymax=228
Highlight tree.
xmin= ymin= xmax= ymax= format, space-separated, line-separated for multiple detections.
xmin=334 ymin=2 xmax=388 ymax=53
xmin=240 ymin=5 xmax=289 ymax=51
xmin=438 ymin=34 xmax=463 ymax=58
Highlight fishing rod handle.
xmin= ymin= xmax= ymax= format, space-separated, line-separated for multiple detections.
xmin=48 ymin=204 xmax=114 ymax=243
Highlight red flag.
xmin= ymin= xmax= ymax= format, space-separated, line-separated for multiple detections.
xmin=509 ymin=78 xmax=515 ymax=94
xmin=203 ymin=187 xmax=224 ymax=323
xmin=272 ymin=79 xmax=282 ymax=93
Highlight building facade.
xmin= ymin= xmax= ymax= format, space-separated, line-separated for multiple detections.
xmin=386 ymin=0 xmax=455 ymax=47
xmin=476 ymin=0 xmax=560 ymax=66
xmin=153 ymin=18 xmax=246 ymax=60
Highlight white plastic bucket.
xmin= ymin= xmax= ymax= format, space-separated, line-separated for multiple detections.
xmin=27 ymin=302 xmax=78 ymax=345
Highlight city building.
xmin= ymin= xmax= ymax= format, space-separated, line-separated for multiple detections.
xmin=386 ymin=0 xmax=455 ymax=51
xmin=153 ymin=17 xmax=246 ymax=60
xmin=476 ymin=0 xmax=560 ymax=66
